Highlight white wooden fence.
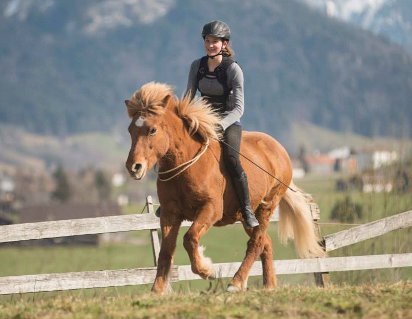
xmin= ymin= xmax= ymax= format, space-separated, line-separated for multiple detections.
xmin=0 ymin=196 xmax=411 ymax=295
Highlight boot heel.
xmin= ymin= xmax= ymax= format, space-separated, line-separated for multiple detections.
xmin=243 ymin=209 xmax=259 ymax=228
xmin=233 ymin=172 xmax=259 ymax=228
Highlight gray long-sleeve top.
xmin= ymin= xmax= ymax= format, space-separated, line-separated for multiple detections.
xmin=185 ymin=58 xmax=245 ymax=130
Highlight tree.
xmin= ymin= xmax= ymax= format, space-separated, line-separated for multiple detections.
xmin=330 ymin=196 xmax=363 ymax=223
xmin=94 ymin=169 xmax=111 ymax=202
xmin=298 ymin=145 xmax=309 ymax=173
xmin=51 ymin=165 xmax=72 ymax=203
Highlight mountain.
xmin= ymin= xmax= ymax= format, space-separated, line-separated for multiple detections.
xmin=298 ymin=0 xmax=412 ymax=52
xmin=1 ymin=0 xmax=412 ymax=146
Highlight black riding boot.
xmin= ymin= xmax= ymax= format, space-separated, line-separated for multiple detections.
xmin=233 ymin=172 xmax=259 ymax=228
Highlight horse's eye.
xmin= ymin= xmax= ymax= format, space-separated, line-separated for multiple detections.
xmin=149 ymin=127 xmax=157 ymax=136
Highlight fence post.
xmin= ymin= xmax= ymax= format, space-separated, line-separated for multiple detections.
xmin=310 ymin=202 xmax=330 ymax=287
xmin=146 ymin=196 xmax=160 ymax=266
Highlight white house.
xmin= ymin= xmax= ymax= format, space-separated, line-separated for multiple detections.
xmin=356 ymin=149 xmax=398 ymax=171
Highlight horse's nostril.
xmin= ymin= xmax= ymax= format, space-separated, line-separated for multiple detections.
xmin=131 ymin=163 xmax=142 ymax=173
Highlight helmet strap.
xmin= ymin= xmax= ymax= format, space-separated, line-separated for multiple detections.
xmin=207 ymin=51 xmax=223 ymax=59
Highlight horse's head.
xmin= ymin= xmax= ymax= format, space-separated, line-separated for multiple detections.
xmin=125 ymin=81 xmax=222 ymax=180
xmin=124 ymin=82 xmax=176 ymax=180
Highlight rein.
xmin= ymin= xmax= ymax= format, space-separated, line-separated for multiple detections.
xmin=157 ymin=139 xmax=210 ymax=182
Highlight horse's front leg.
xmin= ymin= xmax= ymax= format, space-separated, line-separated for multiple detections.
xmin=152 ymin=214 xmax=182 ymax=294
xmin=183 ymin=203 xmax=220 ymax=279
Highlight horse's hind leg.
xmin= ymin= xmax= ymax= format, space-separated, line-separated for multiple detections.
xmin=241 ymin=213 xmax=277 ymax=290
xmin=261 ymin=233 xmax=276 ymax=289
xmin=227 ymin=214 xmax=270 ymax=292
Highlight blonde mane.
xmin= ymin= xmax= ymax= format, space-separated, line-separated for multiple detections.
xmin=126 ymin=82 xmax=174 ymax=118
xmin=177 ymin=93 xmax=222 ymax=141
xmin=127 ymin=82 xmax=222 ymax=141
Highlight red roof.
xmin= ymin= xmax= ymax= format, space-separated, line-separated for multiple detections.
xmin=305 ymin=154 xmax=335 ymax=165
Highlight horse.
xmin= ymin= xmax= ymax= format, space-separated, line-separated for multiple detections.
xmin=124 ymin=82 xmax=325 ymax=294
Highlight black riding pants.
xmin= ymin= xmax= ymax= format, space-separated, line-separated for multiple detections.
xmin=222 ymin=123 xmax=245 ymax=179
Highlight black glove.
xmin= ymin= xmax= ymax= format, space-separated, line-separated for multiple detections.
xmin=216 ymin=124 xmax=224 ymax=140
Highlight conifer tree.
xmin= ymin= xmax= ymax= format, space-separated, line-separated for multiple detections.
xmin=51 ymin=165 xmax=72 ymax=203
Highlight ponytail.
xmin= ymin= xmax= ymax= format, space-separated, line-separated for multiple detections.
xmin=222 ymin=42 xmax=234 ymax=58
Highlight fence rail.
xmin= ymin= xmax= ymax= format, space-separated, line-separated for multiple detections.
xmin=0 ymin=209 xmax=280 ymax=243
xmin=0 ymin=253 xmax=410 ymax=295
xmin=324 ymin=210 xmax=412 ymax=251
xmin=0 ymin=196 xmax=411 ymax=295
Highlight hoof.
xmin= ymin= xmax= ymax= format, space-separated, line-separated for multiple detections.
xmin=166 ymin=282 xmax=173 ymax=293
xmin=207 ymin=271 xmax=216 ymax=280
xmin=226 ymin=284 xmax=242 ymax=293
xmin=199 ymin=269 xmax=216 ymax=280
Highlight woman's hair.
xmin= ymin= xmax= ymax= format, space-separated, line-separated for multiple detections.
xmin=222 ymin=41 xmax=234 ymax=58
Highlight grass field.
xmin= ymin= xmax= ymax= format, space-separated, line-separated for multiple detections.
xmin=0 ymin=174 xmax=411 ymax=317
xmin=0 ymin=282 xmax=410 ymax=318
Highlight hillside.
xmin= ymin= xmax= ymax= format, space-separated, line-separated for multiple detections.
xmin=288 ymin=121 xmax=412 ymax=155
xmin=0 ymin=125 xmax=127 ymax=172
xmin=0 ymin=0 xmax=412 ymax=142
xmin=1 ymin=122 xmax=411 ymax=173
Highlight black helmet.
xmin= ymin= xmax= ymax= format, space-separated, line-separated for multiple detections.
xmin=201 ymin=20 xmax=231 ymax=40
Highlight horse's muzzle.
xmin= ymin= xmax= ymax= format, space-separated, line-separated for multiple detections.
xmin=130 ymin=162 xmax=147 ymax=180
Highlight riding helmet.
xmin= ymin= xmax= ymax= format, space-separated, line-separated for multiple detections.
xmin=201 ymin=20 xmax=231 ymax=40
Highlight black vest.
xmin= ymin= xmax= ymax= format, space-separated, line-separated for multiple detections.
xmin=196 ymin=56 xmax=236 ymax=114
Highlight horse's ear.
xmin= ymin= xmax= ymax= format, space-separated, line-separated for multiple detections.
xmin=125 ymin=99 xmax=135 ymax=118
xmin=162 ymin=94 xmax=174 ymax=111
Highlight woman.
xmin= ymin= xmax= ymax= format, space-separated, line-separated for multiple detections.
xmin=184 ymin=20 xmax=259 ymax=228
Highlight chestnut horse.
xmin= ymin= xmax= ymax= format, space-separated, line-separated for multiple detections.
xmin=124 ymin=82 xmax=324 ymax=294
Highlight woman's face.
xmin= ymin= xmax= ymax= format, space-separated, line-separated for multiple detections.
xmin=204 ymin=35 xmax=226 ymax=56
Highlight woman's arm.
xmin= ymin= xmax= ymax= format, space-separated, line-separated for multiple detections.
xmin=220 ymin=63 xmax=244 ymax=130
xmin=185 ymin=59 xmax=201 ymax=99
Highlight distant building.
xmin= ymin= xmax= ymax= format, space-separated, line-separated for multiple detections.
xmin=112 ymin=173 xmax=126 ymax=187
xmin=0 ymin=173 xmax=16 ymax=223
xmin=356 ymin=149 xmax=398 ymax=171
xmin=300 ymin=146 xmax=399 ymax=176
xmin=292 ymin=167 xmax=306 ymax=179
xmin=305 ymin=153 xmax=335 ymax=175
xmin=0 ymin=175 xmax=14 ymax=193
xmin=328 ymin=147 xmax=358 ymax=174
xmin=291 ymin=159 xmax=305 ymax=179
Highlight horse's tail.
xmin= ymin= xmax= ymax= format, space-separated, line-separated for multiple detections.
xmin=278 ymin=182 xmax=325 ymax=258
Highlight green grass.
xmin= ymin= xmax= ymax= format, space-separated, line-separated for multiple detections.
xmin=0 ymin=282 xmax=410 ymax=318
